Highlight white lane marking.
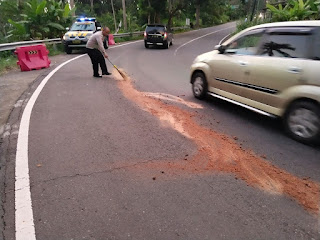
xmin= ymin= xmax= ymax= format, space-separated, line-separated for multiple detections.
xmin=174 ymin=26 xmax=234 ymax=56
xmin=15 ymin=54 xmax=85 ymax=240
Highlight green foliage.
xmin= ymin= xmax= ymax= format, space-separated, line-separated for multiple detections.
xmin=236 ymin=18 xmax=268 ymax=34
xmin=45 ymin=43 xmax=64 ymax=56
xmin=267 ymin=0 xmax=320 ymax=21
xmin=4 ymin=0 xmax=75 ymax=42
xmin=1 ymin=0 xmax=248 ymax=44
xmin=97 ymin=13 xmax=116 ymax=31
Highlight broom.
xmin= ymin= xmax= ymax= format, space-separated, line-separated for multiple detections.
xmin=106 ymin=58 xmax=126 ymax=79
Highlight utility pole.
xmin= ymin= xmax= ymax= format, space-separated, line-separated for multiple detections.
xmin=122 ymin=0 xmax=128 ymax=31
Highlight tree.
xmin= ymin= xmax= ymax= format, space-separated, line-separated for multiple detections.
xmin=7 ymin=0 xmax=75 ymax=41
xmin=90 ymin=0 xmax=94 ymax=13
xmin=111 ymin=0 xmax=117 ymax=31
xmin=167 ymin=0 xmax=187 ymax=29
xmin=69 ymin=0 xmax=75 ymax=16
xmin=122 ymin=0 xmax=128 ymax=31
xmin=195 ymin=1 xmax=200 ymax=28
xmin=267 ymin=0 xmax=320 ymax=21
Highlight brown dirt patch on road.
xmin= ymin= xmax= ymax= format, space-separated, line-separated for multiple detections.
xmin=114 ymin=69 xmax=320 ymax=214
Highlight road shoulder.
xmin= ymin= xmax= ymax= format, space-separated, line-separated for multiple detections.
xmin=0 ymin=53 xmax=76 ymax=238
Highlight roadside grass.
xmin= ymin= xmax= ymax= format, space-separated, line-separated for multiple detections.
xmin=0 ymin=43 xmax=65 ymax=75
xmin=46 ymin=43 xmax=64 ymax=56
xmin=0 ymin=52 xmax=18 ymax=75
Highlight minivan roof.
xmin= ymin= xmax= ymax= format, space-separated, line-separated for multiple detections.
xmin=223 ymin=20 xmax=320 ymax=46
xmin=248 ymin=20 xmax=320 ymax=31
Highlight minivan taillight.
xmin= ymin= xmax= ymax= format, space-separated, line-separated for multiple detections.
xmin=164 ymin=32 xmax=167 ymax=39
xmin=144 ymin=31 xmax=147 ymax=38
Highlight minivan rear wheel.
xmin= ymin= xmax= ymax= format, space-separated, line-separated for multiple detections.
xmin=191 ymin=72 xmax=207 ymax=100
xmin=284 ymin=101 xmax=320 ymax=144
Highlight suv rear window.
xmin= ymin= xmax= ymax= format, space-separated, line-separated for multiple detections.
xmin=146 ymin=25 xmax=166 ymax=34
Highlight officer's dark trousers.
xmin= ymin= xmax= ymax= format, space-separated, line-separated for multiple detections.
xmin=86 ymin=48 xmax=108 ymax=76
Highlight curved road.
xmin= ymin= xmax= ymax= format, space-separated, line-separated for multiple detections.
xmin=3 ymin=22 xmax=320 ymax=239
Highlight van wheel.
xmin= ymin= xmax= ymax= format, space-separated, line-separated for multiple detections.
xmin=191 ymin=72 xmax=207 ymax=100
xmin=284 ymin=101 xmax=320 ymax=144
xmin=144 ymin=42 xmax=149 ymax=48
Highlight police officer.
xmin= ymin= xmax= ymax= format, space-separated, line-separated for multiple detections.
xmin=86 ymin=27 xmax=111 ymax=78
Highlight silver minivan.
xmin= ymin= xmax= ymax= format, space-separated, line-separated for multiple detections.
xmin=190 ymin=21 xmax=320 ymax=144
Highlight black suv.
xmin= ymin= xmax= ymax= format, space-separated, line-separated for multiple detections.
xmin=144 ymin=24 xmax=173 ymax=49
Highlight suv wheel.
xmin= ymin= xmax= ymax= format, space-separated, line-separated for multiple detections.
xmin=65 ymin=46 xmax=72 ymax=54
xmin=164 ymin=40 xmax=169 ymax=49
xmin=144 ymin=41 xmax=149 ymax=49
xmin=191 ymin=72 xmax=207 ymax=99
xmin=284 ymin=101 xmax=320 ymax=144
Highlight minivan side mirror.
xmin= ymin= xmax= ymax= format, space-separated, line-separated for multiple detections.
xmin=97 ymin=26 xmax=101 ymax=31
xmin=214 ymin=44 xmax=226 ymax=54
xmin=66 ymin=27 xmax=70 ymax=31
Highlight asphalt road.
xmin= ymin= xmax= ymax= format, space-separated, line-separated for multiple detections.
xmin=2 ymin=22 xmax=320 ymax=240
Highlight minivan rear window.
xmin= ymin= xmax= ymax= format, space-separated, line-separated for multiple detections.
xmin=259 ymin=33 xmax=309 ymax=58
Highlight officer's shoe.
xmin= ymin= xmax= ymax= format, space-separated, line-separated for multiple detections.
xmin=93 ymin=75 xmax=102 ymax=78
xmin=102 ymin=72 xmax=112 ymax=75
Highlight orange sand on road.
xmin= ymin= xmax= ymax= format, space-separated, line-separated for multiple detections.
xmin=114 ymin=69 xmax=320 ymax=214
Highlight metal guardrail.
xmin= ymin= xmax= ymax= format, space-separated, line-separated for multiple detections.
xmin=0 ymin=26 xmax=189 ymax=52
xmin=0 ymin=38 xmax=62 ymax=52
xmin=114 ymin=31 xmax=144 ymax=38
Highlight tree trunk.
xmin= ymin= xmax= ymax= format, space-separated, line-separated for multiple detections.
xmin=147 ymin=0 xmax=151 ymax=24
xmin=89 ymin=0 xmax=94 ymax=13
xmin=168 ymin=0 xmax=172 ymax=12
xmin=196 ymin=3 xmax=200 ymax=28
xmin=250 ymin=0 xmax=257 ymax=21
xmin=122 ymin=0 xmax=128 ymax=31
xmin=69 ymin=0 xmax=75 ymax=17
xmin=110 ymin=0 xmax=117 ymax=31
xmin=17 ymin=0 xmax=23 ymax=10
xmin=167 ymin=0 xmax=173 ymax=28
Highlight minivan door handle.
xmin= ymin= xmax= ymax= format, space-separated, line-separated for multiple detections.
xmin=288 ymin=66 xmax=302 ymax=74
